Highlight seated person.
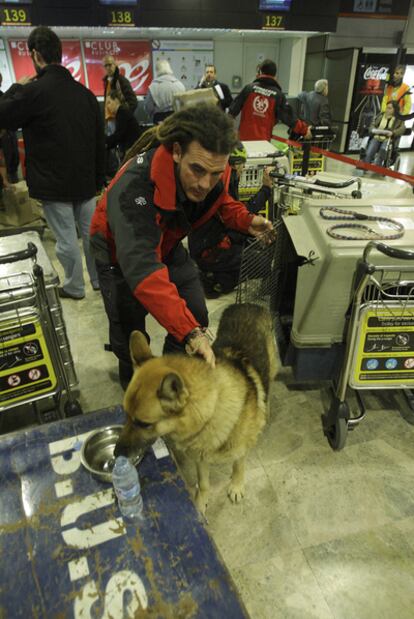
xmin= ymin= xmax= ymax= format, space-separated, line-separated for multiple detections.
xmin=188 ymin=142 xmax=272 ymax=297
xmin=362 ymin=101 xmax=405 ymax=168
xmin=105 ymin=90 xmax=143 ymax=163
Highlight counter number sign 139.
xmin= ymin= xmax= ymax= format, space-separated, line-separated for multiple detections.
xmin=0 ymin=6 xmax=31 ymax=26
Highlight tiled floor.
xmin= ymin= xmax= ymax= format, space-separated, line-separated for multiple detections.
xmin=2 ymin=152 xmax=414 ymax=618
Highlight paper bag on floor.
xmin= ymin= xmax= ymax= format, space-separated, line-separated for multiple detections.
xmin=0 ymin=181 xmax=36 ymax=226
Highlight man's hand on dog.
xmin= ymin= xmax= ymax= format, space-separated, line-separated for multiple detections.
xmin=185 ymin=329 xmax=216 ymax=367
xmin=248 ymin=215 xmax=276 ymax=244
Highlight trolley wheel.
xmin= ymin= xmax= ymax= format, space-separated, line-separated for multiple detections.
xmin=351 ymin=190 xmax=362 ymax=199
xmin=325 ymin=417 xmax=348 ymax=451
xmin=64 ymin=399 xmax=83 ymax=418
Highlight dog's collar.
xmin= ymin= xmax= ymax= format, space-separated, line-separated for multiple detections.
xmin=132 ymin=418 xmax=153 ymax=429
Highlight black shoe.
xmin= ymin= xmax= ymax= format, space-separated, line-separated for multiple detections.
xmin=58 ymin=287 xmax=85 ymax=300
xmin=203 ymin=281 xmax=224 ymax=299
xmin=119 ymin=360 xmax=133 ymax=391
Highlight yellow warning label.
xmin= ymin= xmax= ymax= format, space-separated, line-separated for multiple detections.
xmin=350 ymin=307 xmax=414 ymax=388
xmin=0 ymin=317 xmax=57 ymax=407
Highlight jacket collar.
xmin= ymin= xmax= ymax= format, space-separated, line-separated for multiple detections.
xmin=36 ymin=64 xmax=68 ymax=79
xmin=255 ymin=74 xmax=282 ymax=90
xmin=103 ymin=66 xmax=120 ymax=83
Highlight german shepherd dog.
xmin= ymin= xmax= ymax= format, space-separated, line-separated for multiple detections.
xmin=115 ymin=303 xmax=277 ymax=514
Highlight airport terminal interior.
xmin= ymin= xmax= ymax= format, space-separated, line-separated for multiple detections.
xmin=2 ymin=1 xmax=414 ymax=618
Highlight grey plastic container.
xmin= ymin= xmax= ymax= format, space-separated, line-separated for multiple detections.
xmin=284 ymin=199 xmax=414 ymax=348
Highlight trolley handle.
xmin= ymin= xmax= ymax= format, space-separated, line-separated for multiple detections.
xmin=265 ymin=151 xmax=286 ymax=159
xmin=363 ymin=241 xmax=414 ymax=262
xmin=0 ymin=242 xmax=38 ymax=265
xmin=314 ymin=178 xmax=359 ymax=189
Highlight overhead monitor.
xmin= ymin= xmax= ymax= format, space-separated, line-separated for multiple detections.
xmin=259 ymin=0 xmax=292 ymax=10
xmin=99 ymin=0 xmax=137 ymax=5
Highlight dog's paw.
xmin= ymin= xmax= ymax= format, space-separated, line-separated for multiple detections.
xmin=227 ymin=483 xmax=245 ymax=503
xmin=195 ymin=489 xmax=208 ymax=516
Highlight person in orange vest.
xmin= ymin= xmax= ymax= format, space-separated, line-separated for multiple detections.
xmin=381 ymin=65 xmax=412 ymax=116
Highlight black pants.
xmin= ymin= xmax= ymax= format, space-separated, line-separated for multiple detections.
xmin=1 ymin=131 xmax=19 ymax=182
xmin=96 ymin=244 xmax=208 ymax=369
xmin=198 ymin=244 xmax=244 ymax=293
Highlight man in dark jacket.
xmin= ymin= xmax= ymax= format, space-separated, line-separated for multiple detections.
xmin=297 ymin=79 xmax=332 ymax=127
xmin=102 ymin=55 xmax=137 ymax=121
xmin=229 ymin=59 xmax=310 ymax=141
xmin=197 ymin=64 xmax=233 ymax=111
xmin=0 ymin=26 xmax=105 ymax=299
xmin=90 ymin=104 xmax=273 ymax=388
xmin=0 ymin=72 xmax=19 ymax=184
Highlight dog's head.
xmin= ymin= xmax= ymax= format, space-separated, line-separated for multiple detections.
xmin=114 ymin=331 xmax=189 ymax=458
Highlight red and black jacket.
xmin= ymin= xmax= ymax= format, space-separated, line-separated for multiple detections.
xmin=90 ymin=145 xmax=254 ymax=341
xmin=229 ymin=74 xmax=308 ymax=141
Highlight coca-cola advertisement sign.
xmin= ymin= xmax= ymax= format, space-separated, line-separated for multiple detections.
xmin=8 ymin=39 xmax=86 ymax=84
xmin=359 ymin=65 xmax=389 ymax=95
xmin=83 ymin=39 xmax=152 ymax=96
xmin=347 ymin=61 xmax=391 ymax=151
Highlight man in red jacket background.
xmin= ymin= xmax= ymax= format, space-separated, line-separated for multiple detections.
xmin=229 ymin=59 xmax=311 ymax=141
xmin=90 ymin=104 xmax=273 ymax=388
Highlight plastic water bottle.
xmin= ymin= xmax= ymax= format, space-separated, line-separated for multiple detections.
xmin=112 ymin=456 xmax=144 ymax=522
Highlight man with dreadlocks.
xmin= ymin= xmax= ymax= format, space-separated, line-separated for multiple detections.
xmin=90 ymin=104 xmax=272 ymax=388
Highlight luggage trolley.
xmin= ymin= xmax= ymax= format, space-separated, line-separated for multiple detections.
xmin=272 ymin=171 xmax=363 ymax=215
xmin=288 ymin=126 xmax=336 ymax=176
xmin=324 ymin=242 xmax=414 ymax=450
xmin=238 ymin=140 xmax=289 ymax=219
xmin=0 ymin=232 xmax=82 ymax=423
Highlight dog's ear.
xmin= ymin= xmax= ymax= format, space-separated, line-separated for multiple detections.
xmin=157 ymin=372 xmax=188 ymax=412
xmin=129 ymin=331 xmax=153 ymax=368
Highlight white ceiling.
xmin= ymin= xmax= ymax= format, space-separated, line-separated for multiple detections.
xmin=1 ymin=25 xmax=320 ymax=41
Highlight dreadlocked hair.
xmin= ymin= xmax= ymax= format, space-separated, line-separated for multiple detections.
xmin=123 ymin=104 xmax=237 ymax=164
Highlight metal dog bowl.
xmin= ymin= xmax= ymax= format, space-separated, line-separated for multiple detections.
xmin=81 ymin=425 xmax=145 ymax=482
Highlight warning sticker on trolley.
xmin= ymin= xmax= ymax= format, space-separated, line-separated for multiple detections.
xmin=350 ymin=307 xmax=414 ymax=388
xmin=0 ymin=319 xmax=57 ymax=407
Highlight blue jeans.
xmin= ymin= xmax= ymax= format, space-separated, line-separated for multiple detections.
xmin=364 ymin=138 xmax=387 ymax=166
xmin=42 ymin=198 xmax=98 ymax=297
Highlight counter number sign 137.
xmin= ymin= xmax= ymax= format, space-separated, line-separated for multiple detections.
xmin=262 ymin=13 xmax=286 ymax=29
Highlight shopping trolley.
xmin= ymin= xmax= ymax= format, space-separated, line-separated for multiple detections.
xmin=323 ymin=241 xmax=414 ymax=450
xmin=288 ymin=126 xmax=336 ymax=176
xmin=0 ymin=233 xmax=82 ymax=423
xmin=238 ymin=140 xmax=289 ymax=219
xmin=271 ymin=171 xmax=363 ymax=215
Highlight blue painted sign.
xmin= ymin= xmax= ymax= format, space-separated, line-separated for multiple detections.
xmin=0 ymin=407 xmax=248 ymax=618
